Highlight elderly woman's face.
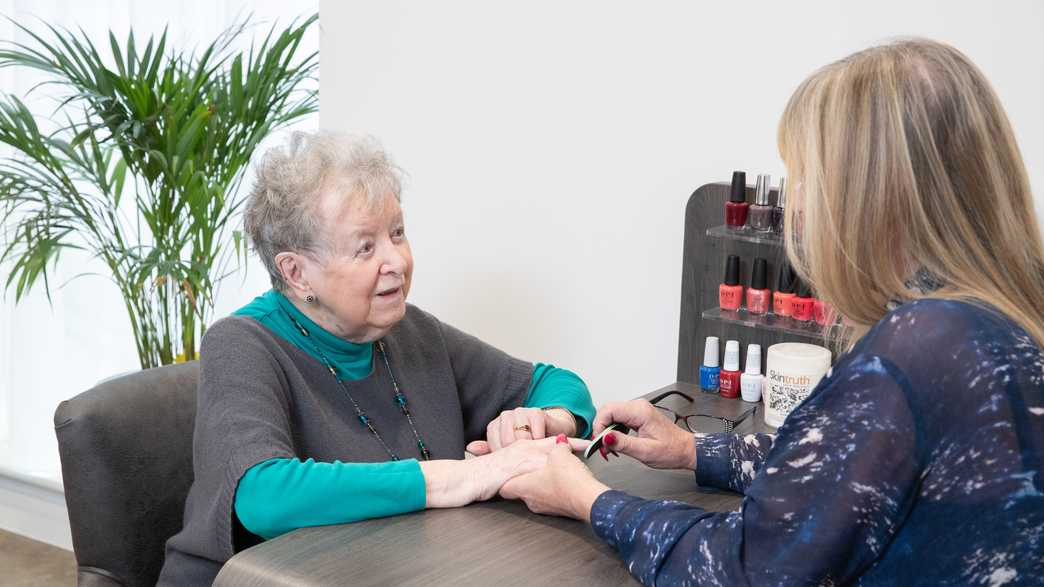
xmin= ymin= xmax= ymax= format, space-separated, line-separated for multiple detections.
xmin=307 ymin=189 xmax=413 ymax=342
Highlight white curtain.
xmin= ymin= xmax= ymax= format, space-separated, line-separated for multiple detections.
xmin=0 ymin=0 xmax=317 ymax=487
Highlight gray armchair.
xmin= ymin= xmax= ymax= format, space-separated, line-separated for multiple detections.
xmin=54 ymin=362 xmax=198 ymax=586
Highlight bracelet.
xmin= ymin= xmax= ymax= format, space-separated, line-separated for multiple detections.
xmin=541 ymin=406 xmax=578 ymax=435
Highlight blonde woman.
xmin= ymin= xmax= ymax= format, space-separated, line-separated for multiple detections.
xmin=502 ymin=40 xmax=1044 ymax=585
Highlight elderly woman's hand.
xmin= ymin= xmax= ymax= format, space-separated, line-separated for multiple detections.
xmin=593 ymin=400 xmax=697 ymax=470
xmin=500 ymin=437 xmax=609 ymax=521
xmin=422 ymin=435 xmax=588 ymax=508
xmin=465 ymin=407 xmax=577 ymax=455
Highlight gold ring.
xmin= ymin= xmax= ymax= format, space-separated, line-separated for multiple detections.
xmin=513 ymin=424 xmax=532 ymax=433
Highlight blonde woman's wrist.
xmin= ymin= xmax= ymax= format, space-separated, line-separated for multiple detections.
xmin=571 ymin=478 xmax=611 ymax=522
xmin=682 ymin=432 xmax=699 ymax=470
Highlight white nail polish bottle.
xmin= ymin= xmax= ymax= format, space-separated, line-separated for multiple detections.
xmin=740 ymin=344 xmax=764 ymax=403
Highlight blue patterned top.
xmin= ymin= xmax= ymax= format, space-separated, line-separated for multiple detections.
xmin=591 ymin=300 xmax=1044 ymax=586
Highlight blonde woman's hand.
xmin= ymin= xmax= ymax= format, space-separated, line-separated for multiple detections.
xmin=465 ymin=407 xmax=577 ymax=456
xmin=593 ymin=400 xmax=697 ymax=470
xmin=500 ymin=436 xmax=609 ymax=522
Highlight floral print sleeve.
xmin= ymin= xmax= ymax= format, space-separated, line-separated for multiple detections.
xmin=590 ymin=300 xmax=1044 ymax=586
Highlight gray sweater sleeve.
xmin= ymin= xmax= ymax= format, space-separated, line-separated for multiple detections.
xmin=191 ymin=318 xmax=297 ymax=558
xmin=435 ymin=317 xmax=534 ymax=442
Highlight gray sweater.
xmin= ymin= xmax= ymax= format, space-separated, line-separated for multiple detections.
xmin=158 ymin=304 xmax=533 ymax=585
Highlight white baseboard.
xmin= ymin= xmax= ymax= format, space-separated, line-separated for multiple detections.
xmin=0 ymin=467 xmax=72 ymax=551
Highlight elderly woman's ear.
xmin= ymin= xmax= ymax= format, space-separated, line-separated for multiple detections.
xmin=274 ymin=251 xmax=316 ymax=304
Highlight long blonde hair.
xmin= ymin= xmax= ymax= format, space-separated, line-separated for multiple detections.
xmin=778 ymin=39 xmax=1044 ymax=350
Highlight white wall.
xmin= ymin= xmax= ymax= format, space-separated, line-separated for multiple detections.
xmin=319 ymin=0 xmax=1044 ymax=404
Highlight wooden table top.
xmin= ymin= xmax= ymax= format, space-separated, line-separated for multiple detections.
xmin=215 ymin=383 xmax=772 ymax=587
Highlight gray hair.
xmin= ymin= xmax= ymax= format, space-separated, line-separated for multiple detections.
xmin=243 ymin=131 xmax=404 ymax=292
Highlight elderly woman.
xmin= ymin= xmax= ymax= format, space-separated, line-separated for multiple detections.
xmin=158 ymin=132 xmax=595 ymax=584
xmin=503 ymin=40 xmax=1044 ymax=585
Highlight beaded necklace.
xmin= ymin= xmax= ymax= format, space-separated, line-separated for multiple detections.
xmin=287 ymin=315 xmax=431 ymax=461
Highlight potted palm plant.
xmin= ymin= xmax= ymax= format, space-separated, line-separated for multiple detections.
xmin=0 ymin=15 xmax=317 ymax=368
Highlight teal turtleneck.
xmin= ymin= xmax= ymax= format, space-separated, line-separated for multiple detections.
xmin=231 ymin=290 xmax=595 ymax=540
xmin=234 ymin=289 xmax=375 ymax=380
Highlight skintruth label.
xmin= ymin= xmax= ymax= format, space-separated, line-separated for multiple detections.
xmin=769 ymin=371 xmax=812 ymax=386
xmin=767 ymin=369 xmax=815 ymax=416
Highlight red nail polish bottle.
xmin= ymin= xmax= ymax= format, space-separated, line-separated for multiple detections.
xmin=773 ymin=262 xmax=797 ymax=316
xmin=746 ymin=257 xmax=770 ymax=314
xmin=719 ymin=255 xmax=743 ymax=311
xmin=814 ymin=299 xmax=832 ymax=326
xmin=791 ymin=281 xmax=816 ymax=322
xmin=724 ymin=171 xmax=749 ymax=229
xmin=719 ymin=340 xmax=742 ymax=398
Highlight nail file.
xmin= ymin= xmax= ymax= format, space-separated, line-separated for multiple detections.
xmin=584 ymin=423 xmax=631 ymax=460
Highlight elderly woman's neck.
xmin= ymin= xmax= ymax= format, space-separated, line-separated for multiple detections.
xmin=284 ymin=294 xmax=378 ymax=345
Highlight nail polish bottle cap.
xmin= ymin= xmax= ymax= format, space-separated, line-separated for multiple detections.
xmin=797 ymin=280 xmax=813 ymax=299
xmin=751 ymin=257 xmax=768 ymax=290
xmin=723 ymin=340 xmax=740 ymax=371
xmin=729 ymin=171 xmax=747 ymax=203
xmin=776 ymin=262 xmax=796 ymax=293
xmin=703 ymin=336 xmax=720 ymax=368
xmin=723 ymin=255 xmax=741 ymax=286
xmin=754 ymin=174 xmax=771 ymax=206
xmin=744 ymin=344 xmax=762 ymax=375
xmin=776 ymin=177 xmax=787 ymax=209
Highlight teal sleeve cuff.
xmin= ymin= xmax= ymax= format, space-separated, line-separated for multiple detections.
xmin=234 ymin=457 xmax=425 ymax=540
xmin=522 ymin=363 xmax=596 ymax=438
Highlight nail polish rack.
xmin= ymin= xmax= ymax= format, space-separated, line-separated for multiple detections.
xmin=700 ymin=307 xmax=834 ymax=337
xmin=675 ymin=180 xmax=850 ymax=385
xmin=705 ymin=224 xmax=782 ymax=246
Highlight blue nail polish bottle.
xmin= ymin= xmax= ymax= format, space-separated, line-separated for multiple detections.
xmin=700 ymin=336 xmax=721 ymax=393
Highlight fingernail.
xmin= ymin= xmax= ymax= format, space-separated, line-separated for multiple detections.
xmin=604 ymin=432 xmax=617 ymax=446
xmin=599 ymin=446 xmax=608 ymax=461
xmin=555 ymin=434 xmax=567 ymax=445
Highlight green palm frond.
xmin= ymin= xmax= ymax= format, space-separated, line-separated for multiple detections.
xmin=0 ymin=14 xmax=318 ymax=368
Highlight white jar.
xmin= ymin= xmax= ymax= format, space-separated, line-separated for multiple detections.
xmin=764 ymin=342 xmax=832 ymax=428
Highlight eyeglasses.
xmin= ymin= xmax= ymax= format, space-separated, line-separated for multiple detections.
xmin=649 ymin=390 xmax=757 ymax=434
